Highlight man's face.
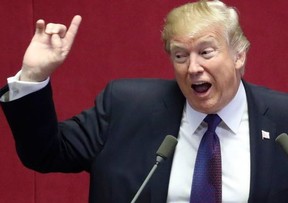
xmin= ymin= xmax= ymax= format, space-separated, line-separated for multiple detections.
xmin=170 ymin=28 xmax=245 ymax=114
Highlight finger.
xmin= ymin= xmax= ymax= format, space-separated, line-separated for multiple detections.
xmin=64 ymin=15 xmax=82 ymax=47
xmin=35 ymin=19 xmax=45 ymax=35
xmin=51 ymin=33 xmax=62 ymax=49
xmin=45 ymin=23 xmax=67 ymax=38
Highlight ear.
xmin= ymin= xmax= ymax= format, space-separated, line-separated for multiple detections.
xmin=234 ymin=51 xmax=246 ymax=70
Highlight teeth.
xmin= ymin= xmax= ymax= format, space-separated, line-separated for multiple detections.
xmin=193 ymin=82 xmax=206 ymax=85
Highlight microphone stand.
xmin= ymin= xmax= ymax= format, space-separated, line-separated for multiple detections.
xmin=130 ymin=156 xmax=164 ymax=203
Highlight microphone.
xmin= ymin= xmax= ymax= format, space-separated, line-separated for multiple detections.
xmin=130 ymin=135 xmax=178 ymax=203
xmin=276 ymin=133 xmax=288 ymax=156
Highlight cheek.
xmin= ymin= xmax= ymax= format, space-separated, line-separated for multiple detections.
xmin=173 ymin=66 xmax=190 ymax=93
xmin=213 ymin=66 xmax=240 ymax=101
xmin=214 ymin=61 xmax=237 ymax=81
xmin=174 ymin=72 xmax=186 ymax=89
xmin=173 ymin=64 xmax=187 ymax=78
xmin=208 ymin=62 xmax=237 ymax=94
xmin=214 ymin=73 xmax=234 ymax=96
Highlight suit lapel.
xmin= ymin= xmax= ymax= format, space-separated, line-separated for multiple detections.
xmin=244 ymin=82 xmax=277 ymax=202
xmin=149 ymin=82 xmax=185 ymax=203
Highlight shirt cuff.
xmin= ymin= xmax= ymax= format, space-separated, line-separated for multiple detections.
xmin=6 ymin=70 xmax=49 ymax=101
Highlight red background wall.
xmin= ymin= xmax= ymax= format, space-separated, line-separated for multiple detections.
xmin=1 ymin=0 xmax=288 ymax=202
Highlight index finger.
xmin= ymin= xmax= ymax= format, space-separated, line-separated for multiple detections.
xmin=65 ymin=15 xmax=82 ymax=46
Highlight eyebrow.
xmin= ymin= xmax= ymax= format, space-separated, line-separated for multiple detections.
xmin=170 ymin=44 xmax=187 ymax=52
xmin=198 ymin=39 xmax=218 ymax=47
xmin=170 ymin=37 xmax=218 ymax=52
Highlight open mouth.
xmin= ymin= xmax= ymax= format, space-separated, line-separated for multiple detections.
xmin=191 ymin=82 xmax=212 ymax=94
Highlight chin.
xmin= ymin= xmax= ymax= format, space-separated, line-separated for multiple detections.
xmin=191 ymin=102 xmax=220 ymax=114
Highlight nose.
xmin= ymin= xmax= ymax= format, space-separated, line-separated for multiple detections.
xmin=188 ymin=54 xmax=204 ymax=75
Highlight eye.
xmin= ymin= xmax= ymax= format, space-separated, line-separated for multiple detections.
xmin=200 ymin=48 xmax=215 ymax=59
xmin=171 ymin=51 xmax=189 ymax=63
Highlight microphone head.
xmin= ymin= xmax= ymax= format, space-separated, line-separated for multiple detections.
xmin=156 ymin=135 xmax=178 ymax=160
xmin=276 ymin=133 xmax=288 ymax=156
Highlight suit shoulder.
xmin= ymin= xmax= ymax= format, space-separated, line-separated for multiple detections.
xmin=244 ymin=82 xmax=288 ymax=112
xmin=246 ymin=82 xmax=288 ymax=100
xmin=108 ymin=78 xmax=177 ymax=89
xmin=107 ymin=78 xmax=181 ymax=95
xmin=99 ymin=78 xmax=184 ymax=106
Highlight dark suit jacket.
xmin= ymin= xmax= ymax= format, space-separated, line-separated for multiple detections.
xmin=1 ymin=79 xmax=288 ymax=203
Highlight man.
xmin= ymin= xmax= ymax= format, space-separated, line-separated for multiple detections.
xmin=1 ymin=0 xmax=288 ymax=202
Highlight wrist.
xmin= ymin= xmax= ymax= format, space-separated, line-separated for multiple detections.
xmin=20 ymin=68 xmax=48 ymax=82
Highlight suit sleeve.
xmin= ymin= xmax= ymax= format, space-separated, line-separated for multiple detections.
xmin=0 ymin=82 xmax=111 ymax=173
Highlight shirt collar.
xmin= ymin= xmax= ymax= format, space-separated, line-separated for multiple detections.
xmin=185 ymin=81 xmax=247 ymax=134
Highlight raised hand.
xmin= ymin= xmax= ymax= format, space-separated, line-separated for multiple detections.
xmin=20 ymin=15 xmax=82 ymax=82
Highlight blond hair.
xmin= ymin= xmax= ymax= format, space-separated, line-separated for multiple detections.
xmin=162 ymin=0 xmax=250 ymax=54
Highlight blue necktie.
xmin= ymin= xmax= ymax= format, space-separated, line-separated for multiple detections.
xmin=190 ymin=114 xmax=222 ymax=203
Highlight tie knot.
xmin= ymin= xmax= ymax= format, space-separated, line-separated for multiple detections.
xmin=204 ymin=114 xmax=222 ymax=132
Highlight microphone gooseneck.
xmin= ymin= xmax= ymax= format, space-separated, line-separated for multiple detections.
xmin=130 ymin=135 xmax=178 ymax=203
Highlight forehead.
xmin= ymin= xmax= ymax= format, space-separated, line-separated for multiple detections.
xmin=169 ymin=29 xmax=227 ymax=51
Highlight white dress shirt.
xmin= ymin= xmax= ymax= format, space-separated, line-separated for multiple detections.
xmin=167 ymin=82 xmax=250 ymax=203
xmin=0 ymin=71 xmax=49 ymax=102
